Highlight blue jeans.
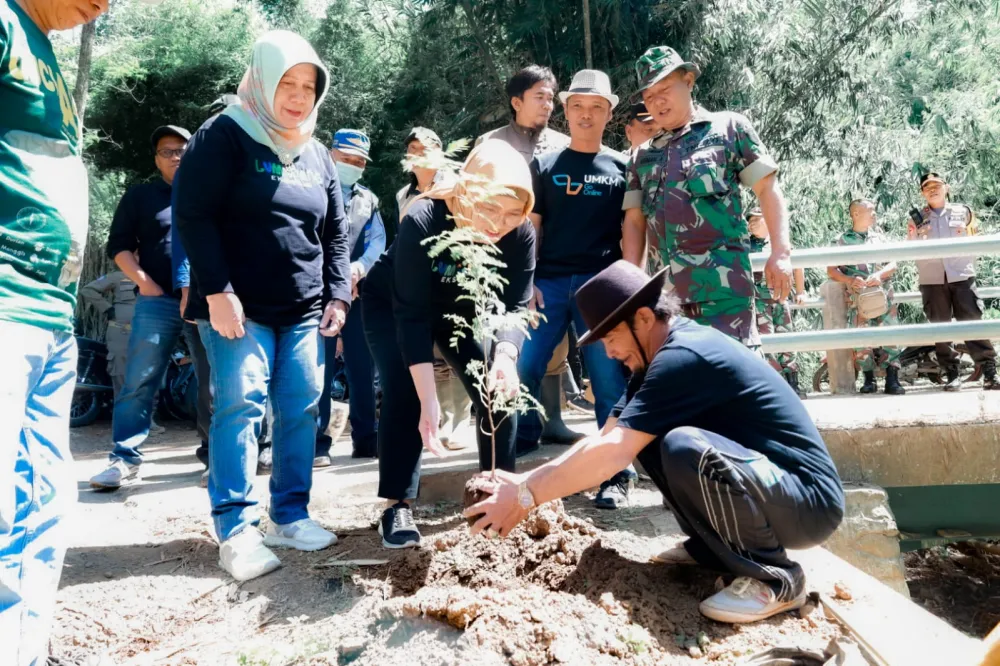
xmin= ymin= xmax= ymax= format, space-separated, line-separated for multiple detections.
xmin=198 ymin=318 xmax=322 ymax=542
xmin=317 ymin=304 xmax=377 ymax=455
xmin=0 ymin=320 xmax=77 ymax=666
xmin=516 ymin=273 xmax=627 ymax=449
xmin=109 ymin=295 xmax=183 ymax=465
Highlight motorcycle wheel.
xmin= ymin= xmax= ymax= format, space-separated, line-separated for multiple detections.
xmin=812 ymin=363 xmax=829 ymax=394
xmin=70 ymin=392 xmax=101 ymax=428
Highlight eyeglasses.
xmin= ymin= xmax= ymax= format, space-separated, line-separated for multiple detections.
xmin=156 ymin=148 xmax=186 ymax=159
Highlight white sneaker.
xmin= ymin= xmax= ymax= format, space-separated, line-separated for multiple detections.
xmin=699 ymin=576 xmax=806 ymax=624
xmin=149 ymin=419 xmax=166 ymax=436
xmin=89 ymin=459 xmax=140 ymax=490
xmin=263 ymin=518 xmax=337 ymax=551
xmin=219 ymin=529 xmax=281 ymax=581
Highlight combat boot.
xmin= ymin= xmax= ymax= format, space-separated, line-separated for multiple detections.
xmin=983 ymin=362 xmax=1000 ymax=391
xmin=786 ymin=371 xmax=806 ymax=399
xmin=884 ymin=367 xmax=906 ymax=395
xmin=859 ymin=371 xmax=877 ymax=394
xmin=540 ymin=374 xmax=584 ymax=445
xmin=943 ymin=365 xmax=963 ymax=392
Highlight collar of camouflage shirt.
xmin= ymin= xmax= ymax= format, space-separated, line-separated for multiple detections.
xmin=650 ymin=104 xmax=713 ymax=147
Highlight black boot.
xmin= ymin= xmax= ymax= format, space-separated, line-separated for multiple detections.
xmin=860 ymin=371 xmax=877 ymax=394
xmin=540 ymin=374 xmax=584 ymax=445
xmin=943 ymin=365 xmax=963 ymax=392
xmin=786 ymin=371 xmax=806 ymax=399
xmin=983 ymin=362 xmax=999 ymax=390
xmin=884 ymin=367 xmax=906 ymax=395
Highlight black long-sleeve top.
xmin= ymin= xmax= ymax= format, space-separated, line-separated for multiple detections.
xmin=172 ymin=115 xmax=351 ymax=326
xmin=105 ymin=179 xmax=174 ymax=293
xmin=363 ymin=197 xmax=535 ymax=367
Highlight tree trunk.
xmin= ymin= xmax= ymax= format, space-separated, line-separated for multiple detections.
xmin=458 ymin=0 xmax=506 ymax=104
xmin=73 ymin=20 xmax=97 ymax=126
xmin=582 ymin=0 xmax=593 ymax=69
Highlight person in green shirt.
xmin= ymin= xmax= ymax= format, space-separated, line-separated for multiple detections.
xmin=0 ymin=1 xmax=109 ymax=664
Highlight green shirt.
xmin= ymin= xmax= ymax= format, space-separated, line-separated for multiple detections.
xmin=0 ymin=0 xmax=88 ymax=332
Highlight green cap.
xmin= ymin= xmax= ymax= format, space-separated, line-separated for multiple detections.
xmin=635 ymin=46 xmax=700 ymax=93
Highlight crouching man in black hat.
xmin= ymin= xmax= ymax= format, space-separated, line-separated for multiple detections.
xmin=464 ymin=260 xmax=845 ymax=624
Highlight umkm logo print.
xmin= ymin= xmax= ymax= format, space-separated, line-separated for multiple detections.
xmin=552 ymin=174 xmax=583 ymax=196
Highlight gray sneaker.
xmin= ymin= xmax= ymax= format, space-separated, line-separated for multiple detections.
xmin=89 ymin=459 xmax=140 ymax=491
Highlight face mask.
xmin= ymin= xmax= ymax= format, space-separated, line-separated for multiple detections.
xmin=335 ymin=161 xmax=365 ymax=186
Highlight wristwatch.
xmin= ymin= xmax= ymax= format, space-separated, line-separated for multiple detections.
xmin=517 ymin=481 xmax=536 ymax=511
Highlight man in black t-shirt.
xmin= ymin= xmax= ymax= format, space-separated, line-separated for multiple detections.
xmin=467 ymin=261 xmax=845 ymax=624
xmin=515 ymin=70 xmax=647 ymax=510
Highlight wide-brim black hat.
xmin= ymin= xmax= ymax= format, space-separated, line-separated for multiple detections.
xmin=576 ymin=261 xmax=669 ymax=346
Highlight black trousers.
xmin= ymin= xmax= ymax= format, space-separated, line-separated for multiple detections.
xmin=183 ymin=323 xmax=214 ymax=466
xmin=919 ymin=278 xmax=996 ymax=369
xmin=362 ymin=293 xmax=516 ymax=500
xmin=637 ymin=426 xmax=844 ymax=601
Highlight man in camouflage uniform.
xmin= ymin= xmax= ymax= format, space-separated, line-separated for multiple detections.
xmin=825 ymin=199 xmax=904 ymax=395
xmin=79 ymin=270 xmax=136 ymax=397
xmin=622 ymin=47 xmax=794 ymax=348
xmin=747 ymin=208 xmax=806 ymax=397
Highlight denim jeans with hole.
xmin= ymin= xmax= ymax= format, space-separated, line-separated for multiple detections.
xmin=0 ymin=320 xmax=78 ymax=666
xmin=109 ymin=294 xmax=183 ymax=465
xmin=516 ymin=273 xmax=628 ymax=448
xmin=198 ymin=318 xmax=323 ymax=541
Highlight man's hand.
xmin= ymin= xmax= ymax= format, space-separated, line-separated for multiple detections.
xmin=335 ymin=336 xmax=344 ymax=358
xmin=418 ymin=396 xmax=446 ymax=457
xmin=462 ymin=469 xmax=531 ymax=537
xmin=850 ymin=276 xmax=866 ymax=292
xmin=765 ymin=249 xmax=793 ymax=302
xmin=350 ymin=262 xmax=365 ymax=301
xmin=320 ymin=300 xmax=348 ymax=337
xmin=138 ymin=275 xmax=164 ymax=297
xmin=528 ymin=286 xmax=545 ymax=329
xmin=794 ymin=292 xmax=806 ymax=305
xmin=866 ymin=274 xmax=883 ymax=287
xmin=489 ymin=352 xmax=520 ymax=400
xmin=207 ymin=292 xmax=246 ymax=339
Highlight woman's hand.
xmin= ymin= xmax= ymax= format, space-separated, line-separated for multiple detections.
xmin=489 ymin=351 xmax=520 ymax=400
xmin=207 ymin=292 xmax=246 ymax=339
xmin=527 ymin=286 xmax=545 ymax=329
xmin=320 ymin=300 xmax=349 ymax=337
xmin=418 ymin=396 xmax=447 ymax=457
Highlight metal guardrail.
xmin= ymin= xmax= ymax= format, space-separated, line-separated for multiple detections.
xmin=788 ymin=286 xmax=1000 ymax=310
xmin=760 ymin=319 xmax=1000 ymax=354
xmin=748 ymin=234 xmax=1000 ymax=271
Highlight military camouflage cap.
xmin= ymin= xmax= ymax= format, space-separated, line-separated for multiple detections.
xmin=635 ymin=46 xmax=700 ymax=93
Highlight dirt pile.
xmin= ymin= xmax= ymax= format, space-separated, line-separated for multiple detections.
xmin=906 ymin=540 xmax=1000 ymax=638
xmin=356 ymin=500 xmax=844 ymax=666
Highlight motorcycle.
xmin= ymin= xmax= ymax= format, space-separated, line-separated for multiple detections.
xmin=71 ymin=336 xmax=115 ymax=428
xmin=812 ymin=343 xmax=979 ymax=394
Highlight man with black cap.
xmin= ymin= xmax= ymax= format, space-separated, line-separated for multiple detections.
xmin=908 ymin=172 xmax=998 ymax=390
xmin=625 ymin=102 xmax=659 ymax=155
xmin=465 ymin=260 xmax=845 ymax=624
xmin=90 ymin=124 xmax=192 ymax=490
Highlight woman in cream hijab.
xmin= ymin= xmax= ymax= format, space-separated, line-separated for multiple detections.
xmin=174 ymin=31 xmax=352 ymax=581
xmin=361 ymin=139 xmax=537 ymax=549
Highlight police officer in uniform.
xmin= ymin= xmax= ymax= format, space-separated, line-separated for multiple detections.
xmin=80 ymin=270 xmax=137 ymax=398
xmin=827 ymin=199 xmax=905 ymax=395
xmin=316 ymin=129 xmax=387 ymax=464
xmin=747 ymin=208 xmax=807 ymax=397
xmin=909 ymin=172 xmax=998 ymax=390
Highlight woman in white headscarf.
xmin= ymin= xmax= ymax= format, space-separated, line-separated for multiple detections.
xmin=174 ymin=30 xmax=352 ymax=581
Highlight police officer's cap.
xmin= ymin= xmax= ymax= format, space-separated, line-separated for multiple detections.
xmin=920 ymin=172 xmax=947 ymax=189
